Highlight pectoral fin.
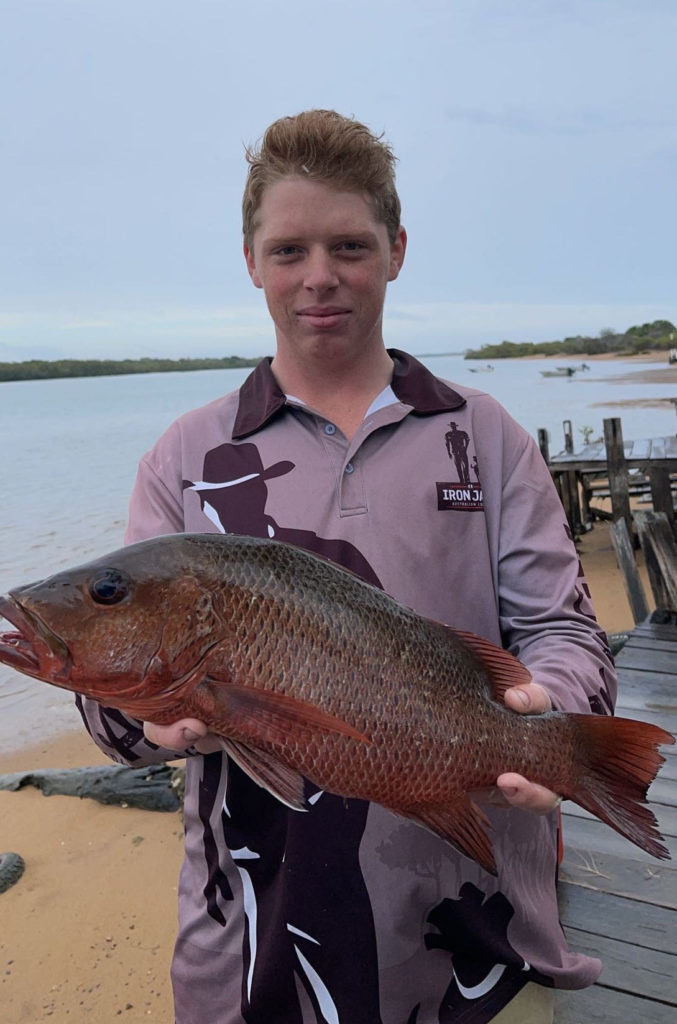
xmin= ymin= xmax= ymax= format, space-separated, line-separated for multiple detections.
xmin=206 ymin=677 xmax=371 ymax=747
xmin=221 ymin=738 xmax=308 ymax=811
xmin=402 ymin=796 xmax=497 ymax=875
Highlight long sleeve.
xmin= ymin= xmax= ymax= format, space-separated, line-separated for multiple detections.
xmin=496 ymin=429 xmax=616 ymax=716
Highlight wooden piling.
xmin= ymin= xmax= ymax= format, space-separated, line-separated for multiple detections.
xmin=603 ymin=417 xmax=633 ymax=538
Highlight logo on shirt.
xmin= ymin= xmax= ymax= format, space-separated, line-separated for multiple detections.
xmin=437 ymin=421 xmax=484 ymax=511
xmin=437 ymin=482 xmax=484 ymax=511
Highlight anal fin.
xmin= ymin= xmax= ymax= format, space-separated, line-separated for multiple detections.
xmin=402 ymin=795 xmax=497 ymax=875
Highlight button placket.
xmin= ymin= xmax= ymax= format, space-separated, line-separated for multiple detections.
xmin=315 ymin=417 xmax=374 ymax=516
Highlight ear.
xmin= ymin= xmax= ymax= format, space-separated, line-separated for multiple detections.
xmin=387 ymin=226 xmax=407 ymax=282
xmin=243 ymin=241 xmax=263 ymax=289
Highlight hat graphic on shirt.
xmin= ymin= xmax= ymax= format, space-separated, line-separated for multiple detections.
xmin=182 ymin=442 xmax=294 ymax=493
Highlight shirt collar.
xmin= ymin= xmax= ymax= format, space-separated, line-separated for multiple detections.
xmin=232 ymin=348 xmax=466 ymax=439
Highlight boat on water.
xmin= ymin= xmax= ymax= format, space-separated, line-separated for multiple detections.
xmin=540 ymin=366 xmax=577 ymax=378
xmin=468 ymin=364 xmax=494 ymax=373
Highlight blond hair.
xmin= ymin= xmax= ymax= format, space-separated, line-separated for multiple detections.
xmin=242 ymin=109 xmax=401 ymax=246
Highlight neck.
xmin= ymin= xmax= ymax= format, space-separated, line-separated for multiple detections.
xmin=271 ymin=346 xmax=394 ymax=440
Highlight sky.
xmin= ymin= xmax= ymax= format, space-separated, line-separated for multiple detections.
xmin=1 ymin=0 xmax=676 ymax=361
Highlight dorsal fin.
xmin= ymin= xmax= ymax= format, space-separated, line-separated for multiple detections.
xmin=445 ymin=626 xmax=532 ymax=703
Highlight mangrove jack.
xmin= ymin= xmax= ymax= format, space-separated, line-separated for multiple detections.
xmin=0 ymin=533 xmax=673 ymax=874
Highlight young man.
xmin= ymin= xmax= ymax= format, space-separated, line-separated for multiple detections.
xmin=78 ymin=110 xmax=616 ymax=1023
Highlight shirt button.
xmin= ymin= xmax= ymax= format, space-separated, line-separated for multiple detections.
xmin=324 ymin=423 xmax=336 ymax=435
xmin=345 ymin=462 xmax=355 ymax=474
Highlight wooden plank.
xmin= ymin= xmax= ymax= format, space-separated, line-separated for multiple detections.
xmin=652 ymin=759 xmax=677 ymax=783
xmin=553 ymin=610 xmax=677 ymax=1024
xmin=559 ymin=848 xmax=677 ymax=906
xmin=618 ymin=635 xmax=677 ymax=655
xmin=650 ymin=466 xmax=677 ymax=535
xmin=614 ymin=673 xmax=677 ymax=706
xmin=614 ymin=644 xmax=677 ymax=675
xmin=635 ymin=511 xmax=677 ymax=611
xmin=629 ymin=438 xmax=653 ymax=462
xmin=560 ymin=469 xmax=583 ymax=535
xmin=556 ymin=985 xmax=676 ymax=1024
xmin=630 ymin=617 xmax=677 ymax=640
xmin=604 ymin=417 xmax=633 ymax=535
xmin=537 ymin=428 xmax=550 ymax=463
xmin=562 ymin=802 xmax=677 ymax=838
xmin=606 ymin=702 xmax=677 ymax=735
xmin=559 ymin=813 xmax=677 ymax=864
xmin=650 ymin=437 xmax=669 ymax=460
xmin=610 ymin=518 xmax=650 ymax=624
xmin=558 ymin=882 xmax=677 ymax=953
xmin=557 ymin=928 xmax=676 ymax=1003
xmin=626 ymin=777 xmax=677 ymax=805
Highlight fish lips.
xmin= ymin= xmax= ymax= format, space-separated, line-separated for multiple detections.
xmin=0 ymin=594 xmax=72 ymax=683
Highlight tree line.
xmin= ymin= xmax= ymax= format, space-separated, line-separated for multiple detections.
xmin=0 ymin=355 xmax=261 ymax=383
xmin=465 ymin=320 xmax=676 ymax=360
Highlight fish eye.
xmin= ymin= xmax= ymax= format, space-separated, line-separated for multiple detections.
xmin=88 ymin=569 xmax=130 ymax=606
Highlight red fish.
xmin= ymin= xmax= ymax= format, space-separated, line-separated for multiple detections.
xmin=0 ymin=533 xmax=672 ymax=874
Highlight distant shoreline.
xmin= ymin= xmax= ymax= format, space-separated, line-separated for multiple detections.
xmin=1 ymin=348 xmax=674 ymax=384
xmin=0 ymin=355 xmax=261 ymax=383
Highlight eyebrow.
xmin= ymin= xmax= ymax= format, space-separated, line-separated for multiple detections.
xmin=264 ymin=229 xmax=381 ymax=246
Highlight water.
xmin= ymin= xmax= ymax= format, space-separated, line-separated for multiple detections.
xmin=1 ymin=356 xmax=674 ymax=751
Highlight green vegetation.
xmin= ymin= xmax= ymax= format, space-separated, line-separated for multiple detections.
xmin=464 ymin=320 xmax=676 ymax=360
xmin=0 ymin=355 xmax=261 ymax=383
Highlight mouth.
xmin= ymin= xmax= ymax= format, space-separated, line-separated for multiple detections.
xmin=297 ymin=306 xmax=351 ymax=327
xmin=0 ymin=594 xmax=71 ymax=680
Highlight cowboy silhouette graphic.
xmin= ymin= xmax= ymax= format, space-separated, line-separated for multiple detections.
xmin=183 ymin=442 xmax=381 ymax=586
xmin=182 ymin=441 xmax=383 ymax=1022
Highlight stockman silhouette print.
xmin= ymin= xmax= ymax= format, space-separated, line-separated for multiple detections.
xmin=184 ymin=440 xmax=383 ymax=1021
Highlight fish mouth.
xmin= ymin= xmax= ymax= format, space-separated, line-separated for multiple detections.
xmin=0 ymin=594 xmax=72 ymax=682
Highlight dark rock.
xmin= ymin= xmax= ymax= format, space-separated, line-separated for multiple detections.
xmin=0 ymin=763 xmax=182 ymax=812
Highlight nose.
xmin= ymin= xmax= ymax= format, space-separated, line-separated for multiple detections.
xmin=303 ymin=248 xmax=339 ymax=293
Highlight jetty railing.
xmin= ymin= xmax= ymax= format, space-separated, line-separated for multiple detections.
xmin=541 ymin=417 xmax=677 ymax=619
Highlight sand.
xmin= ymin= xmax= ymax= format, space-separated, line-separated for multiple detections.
xmin=0 ymin=731 xmax=184 ymax=1023
xmin=0 ymin=351 xmax=670 ymax=1022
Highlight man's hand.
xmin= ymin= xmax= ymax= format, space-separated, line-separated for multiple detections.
xmin=494 ymin=682 xmax=562 ymax=814
xmin=143 ymin=719 xmax=222 ymax=755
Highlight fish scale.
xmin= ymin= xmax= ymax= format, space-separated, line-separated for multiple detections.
xmin=0 ymin=531 xmax=673 ymax=875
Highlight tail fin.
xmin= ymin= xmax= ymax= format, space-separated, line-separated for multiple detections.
xmin=568 ymin=715 xmax=674 ymax=860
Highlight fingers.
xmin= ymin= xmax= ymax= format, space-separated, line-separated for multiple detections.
xmin=143 ymin=718 xmax=213 ymax=753
xmin=496 ymin=685 xmax=560 ymax=812
xmin=503 ymin=682 xmax=552 ymax=715
xmin=496 ymin=772 xmax=562 ymax=814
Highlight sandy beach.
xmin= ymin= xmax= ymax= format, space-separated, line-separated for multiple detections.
xmin=1 ymin=351 xmax=673 ymax=1023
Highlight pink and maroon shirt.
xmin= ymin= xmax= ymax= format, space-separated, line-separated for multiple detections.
xmin=78 ymin=350 xmax=616 ymax=1024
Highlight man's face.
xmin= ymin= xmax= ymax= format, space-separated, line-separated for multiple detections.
xmin=244 ymin=177 xmax=406 ymax=369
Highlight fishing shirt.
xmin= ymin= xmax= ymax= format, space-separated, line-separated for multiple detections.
xmin=77 ymin=350 xmax=617 ymax=1024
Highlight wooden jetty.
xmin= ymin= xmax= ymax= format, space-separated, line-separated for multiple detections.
xmin=536 ymin=414 xmax=677 ymax=1018
xmin=555 ymin=612 xmax=677 ymax=1022
xmin=541 ymin=417 xmax=677 ymax=540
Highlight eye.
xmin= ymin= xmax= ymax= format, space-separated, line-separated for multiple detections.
xmin=88 ymin=569 xmax=130 ymax=605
